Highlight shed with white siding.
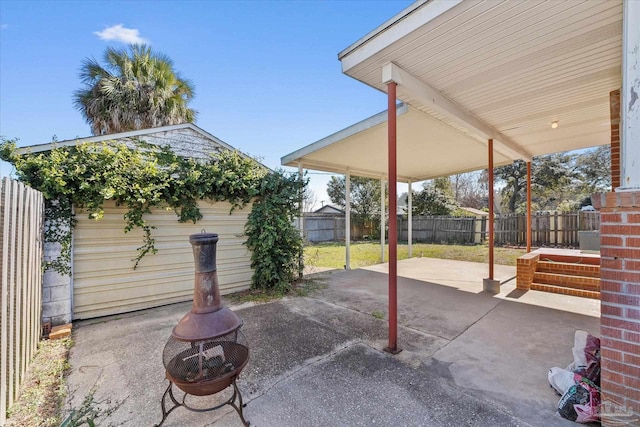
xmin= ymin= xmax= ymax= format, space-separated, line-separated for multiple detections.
xmin=19 ymin=123 xmax=257 ymax=323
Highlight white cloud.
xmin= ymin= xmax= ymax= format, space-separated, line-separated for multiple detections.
xmin=94 ymin=24 xmax=147 ymax=44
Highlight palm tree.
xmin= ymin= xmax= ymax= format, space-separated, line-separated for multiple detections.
xmin=74 ymin=44 xmax=197 ymax=135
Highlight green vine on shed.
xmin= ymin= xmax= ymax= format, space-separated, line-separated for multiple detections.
xmin=245 ymin=171 xmax=305 ymax=293
xmin=1 ymin=137 xmax=305 ymax=291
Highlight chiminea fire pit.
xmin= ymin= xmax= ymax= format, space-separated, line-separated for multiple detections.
xmin=154 ymin=233 xmax=250 ymax=427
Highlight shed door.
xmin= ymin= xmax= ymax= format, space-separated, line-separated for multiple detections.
xmin=72 ymin=200 xmax=252 ymax=319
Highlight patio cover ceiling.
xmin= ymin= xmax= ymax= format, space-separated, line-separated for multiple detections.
xmin=282 ymin=0 xmax=622 ymax=180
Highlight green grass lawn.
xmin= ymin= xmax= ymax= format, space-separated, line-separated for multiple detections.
xmin=304 ymin=242 xmax=526 ymax=270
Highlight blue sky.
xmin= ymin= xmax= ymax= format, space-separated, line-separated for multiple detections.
xmin=0 ymin=0 xmax=413 ymax=207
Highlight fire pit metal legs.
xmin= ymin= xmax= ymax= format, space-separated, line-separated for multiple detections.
xmin=154 ymin=379 xmax=250 ymax=427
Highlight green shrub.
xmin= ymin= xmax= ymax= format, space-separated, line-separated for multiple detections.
xmin=244 ymin=170 xmax=305 ymax=292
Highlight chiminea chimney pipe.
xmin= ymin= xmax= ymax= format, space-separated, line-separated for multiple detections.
xmin=171 ymin=233 xmax=242 ymax=342
xmin=190 ymin=233 xmax=222 ymax=314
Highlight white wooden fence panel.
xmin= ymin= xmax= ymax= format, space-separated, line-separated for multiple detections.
xmin=0 ymin=178 xmax=44 ymax=426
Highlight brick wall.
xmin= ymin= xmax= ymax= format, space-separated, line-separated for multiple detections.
xmin=593 ymin=191 xmax=640 ymax=425
xmin=610 ymin=89 xmax=621 ymax=190
xmin=516 ymin=252 xmax=538 ymax=290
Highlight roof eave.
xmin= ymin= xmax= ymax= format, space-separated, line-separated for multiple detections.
xmin=14 ymin=122 xmax=271 ymax=170
xmin=281 ymin=103 xmax=408 ymax=167
xmin=16 ymin=123 xmax=237 ymax=155
xmin=339 ymin=0 xmax=463 ymax=73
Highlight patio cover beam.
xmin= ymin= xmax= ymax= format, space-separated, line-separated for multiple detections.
xmin=381 ymin=62 xmax=532 ymax=163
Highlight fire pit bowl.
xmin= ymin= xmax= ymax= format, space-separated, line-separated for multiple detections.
xmin=163 ymin=331 xmax=249 ymax=396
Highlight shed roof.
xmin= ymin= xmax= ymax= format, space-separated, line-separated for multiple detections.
xmin=314 ymin=205 xmax=345 ymax=214
xmin=459 ymin=207 xmax=488 ymax=217
xmin=17 ymin=123 xmax=236 ymax=154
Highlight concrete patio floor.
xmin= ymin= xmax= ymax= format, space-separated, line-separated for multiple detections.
xmin=64 ymin=257 xmax=600 ymax=426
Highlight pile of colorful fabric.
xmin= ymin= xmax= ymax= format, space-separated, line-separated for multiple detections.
xmin=548 ymin=330 xmax=601 ymax=423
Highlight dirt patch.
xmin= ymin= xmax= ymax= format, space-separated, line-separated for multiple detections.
xmin=6 ymin=338 xmax=72 ymax=427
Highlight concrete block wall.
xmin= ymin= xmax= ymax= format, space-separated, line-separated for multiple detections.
xmin=593 ymin=191 xmax=640 ymax=424
xmin=42 ymin=240 xmax=72 ymax=326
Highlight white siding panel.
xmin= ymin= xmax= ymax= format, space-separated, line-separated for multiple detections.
xmin=72 ymin=200 xmax=252 ymax=319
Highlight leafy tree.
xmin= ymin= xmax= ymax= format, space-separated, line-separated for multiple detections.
xmin=411 ymin=180 xmax=457 ymax=215
xmin=327 ymin=175 xmax=387 ymax=238
xmin=496 ymin=156 xmax=571 ymax=214
xmin=532 ymin=153 xmax=577 ymax=212
xmin=74 ymin=44 xmax=197 ymax=135
xmin=494 ymin=159 xmax=528 ymax=213
xmin=404 ymin=173 xmax=488 ymax=212
xmin=494 ymin=146 xmax=611 ymax=213
xmin=432 ymin=176 xmax=454 ymax=199
xmin=575 ymin=145 xmax=611 ymax=193
xmin=327 ymin=175 xmax=384 ymax=223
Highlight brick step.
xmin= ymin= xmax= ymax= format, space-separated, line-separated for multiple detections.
xmin=536 ymin=261 xmax=600 ymax=278
xmin=536 ymin=254 xmax=601 ymax=266
xmin=533 ymin=271 xmax=600 ymax=291
xmin=531 ymin=283 xmax=600 ymax=300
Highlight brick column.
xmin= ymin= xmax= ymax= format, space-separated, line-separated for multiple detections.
xmin=609 ymin=89 xmax=620 ymax=191
xmin=596 ymin=2 xmax=639 ymax=424
xmin=610 ymin=89 xmax=621 ymax=190
xmin=516 ymin=252 xmax=539 ymax=290
xmin=593 ymin=192 xmax=640 ymax=425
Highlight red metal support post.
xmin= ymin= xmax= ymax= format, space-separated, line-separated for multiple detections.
xmin=488 ymin=139 xmax=494 ymax=280
xmin=385 ymin=82 xmax=400 ymax=354
xmin=526 ymin=161 xmax=532 ymax=253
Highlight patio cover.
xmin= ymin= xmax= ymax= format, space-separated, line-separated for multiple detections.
xmin=281 ymin=0 xmax=625 ymax=354
xmin=282 ymin=103 xmax=515 ymax=182
xmin=282 ymin=0 xmax=621 ymax=177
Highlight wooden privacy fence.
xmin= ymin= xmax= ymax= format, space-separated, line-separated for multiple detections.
xmin=303 ymin=215 xmax=345 ymax=242
xmin=399 ymin=215 xmax=478 ymax=244
xmin=0 ymin=178 xmax=44 ymax=426
xmin=304 ymin=211 xmax=600 ymax=247
xmin=303 ymin=215 xmax=374 ymax=242
xmin=494 ymin=211 xmax=600 ymax=246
